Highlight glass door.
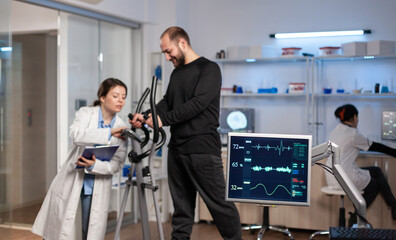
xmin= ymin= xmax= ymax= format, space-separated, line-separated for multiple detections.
xmin=0 ymin=3 xmax=140 ymax=237
xmin=7 ymin=1 xmax=58 ymax=229
xmin=100 ymin=21 xmax=134 ymax=227
xmin=58 ymin=12 xmax=136 ymax=230
xmin=100 ymin=21 xmax=133 ymax=118
xmin=0 ymin=0 xmax=12 ymax=238
xmin=0 ymin=1 xmax=139 ymax=237
xmin=58 ymin=12 xmax=100 ymax=168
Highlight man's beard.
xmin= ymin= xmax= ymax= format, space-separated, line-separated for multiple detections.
xmin=172 ymin=50 xmax=185 ymax=68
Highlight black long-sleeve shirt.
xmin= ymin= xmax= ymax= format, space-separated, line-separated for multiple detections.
xmin=368 ymin=141 xmax=396 ymax=157
xmin=156 ymin=57 xmax=222 ymax=157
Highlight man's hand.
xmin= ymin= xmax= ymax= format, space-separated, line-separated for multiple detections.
xmin=145 ymin=113 xmax=163 ymax=128
xmin=130 ymin=113 xmax=146 ymax=128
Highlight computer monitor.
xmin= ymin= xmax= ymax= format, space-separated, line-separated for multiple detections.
xmin=219 ymin=108 xmax=254 ymax=134
xmin=225 ymin=132 xmax=312 ymax=206
xmin=382 ymin=110 xmax=396 ymax=140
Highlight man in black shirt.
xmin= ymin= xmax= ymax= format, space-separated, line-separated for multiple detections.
xmin=132 ymin=26 xmax=241 ymax=240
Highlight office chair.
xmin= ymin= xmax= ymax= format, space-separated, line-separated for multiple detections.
xmin=309 ymin=186 xmax=347 ymax=239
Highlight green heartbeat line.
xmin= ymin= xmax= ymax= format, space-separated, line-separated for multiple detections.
xmin=250 ymin=183 xmax=292 ymax=196
xmin=252 ymin=140 xmax=293 ymax=156
xmin=251 ymin=166 xmax=292 ymax=173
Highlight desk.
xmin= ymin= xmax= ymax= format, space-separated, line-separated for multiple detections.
xmin=347 ymin=154 xmax=396 ymax=229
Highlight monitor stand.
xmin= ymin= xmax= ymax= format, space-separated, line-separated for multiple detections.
xmin=220 ymin=133 xmax=228 ymax=146
xmin=242 ymin=206 xmax=294 ymax=240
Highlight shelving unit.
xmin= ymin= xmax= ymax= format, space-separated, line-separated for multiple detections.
xmin=314 ymin=93 xmax=396 ymax=98
xmin=216 ymin=56 xmax=312 ymax=137
xmin=215 ymin=56 xmax=309 ymax=63
xmin=312 ymin=55 xmax=396 ymax=145
xmin=221 ymin=93 xmax=308 ymax=97
xmin=216 ymin=55 xmax=396 ymax=145
xmin=314 ymin=54 xmax=396 ymax=61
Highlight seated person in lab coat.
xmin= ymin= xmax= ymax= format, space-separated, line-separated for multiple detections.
xmin=32 ymin=78 xmax=129 ymax=240
xmin=325 ymin=103 xmax=396 ymax=227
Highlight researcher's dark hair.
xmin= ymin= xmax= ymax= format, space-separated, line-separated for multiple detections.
xmin=161 ymin=26 xmax=191 ymax=46
xmin=335 ymin=104 xmax=358 ymax=122
xmin=93 ymin=78 xmax=127 ymax=106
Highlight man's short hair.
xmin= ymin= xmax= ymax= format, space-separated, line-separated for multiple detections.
xmin=161 ymin=26 xmax=191 ymax=46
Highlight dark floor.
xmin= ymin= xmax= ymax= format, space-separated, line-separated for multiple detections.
xmin=0 ymin=203 xmax=41 ymax=225
xmin=0 ymin=203 xmax=328 ymax=239
xmin=105 ymin=221 xmax=329 ymax=240
xmin=0 ymin=220 xmax=328 ymax=240
xmin=0 ymin=202 xmax=121 ymax=225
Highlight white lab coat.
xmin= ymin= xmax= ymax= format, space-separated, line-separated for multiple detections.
xmin=32 ymin=106 xmax=128 ymax=240
xmin=325 ymin=123 xmax=372 ymax=190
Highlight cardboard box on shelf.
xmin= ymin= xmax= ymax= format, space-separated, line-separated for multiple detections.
xmin=249 ymin=45 xmax=276 ymax=58
xmin=367 ymin=40 xmax=395 ymax=56
xmin=341 ymin=42 xmax=366 ymax=56
xmin=226 ymin=46 xmax=250 ymax=59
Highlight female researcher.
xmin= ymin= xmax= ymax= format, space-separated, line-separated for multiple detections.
xmin=32 ymin=78 xmax=129 ymax=240
xmin=325 ymin=104 xmax=396 ymax=225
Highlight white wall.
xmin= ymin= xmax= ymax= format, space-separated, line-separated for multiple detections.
xmin=12 ymin=1 xmax=58 ymax=33
xmin=55 ymin=0 xmax=156 ymax=23
xmin=20 ymin=0 xmax=394 ymax=69
xmin=144 ymin=0 xmax=396 ymax=83
xmin=186 ymin=0 xmax=396 ymax=58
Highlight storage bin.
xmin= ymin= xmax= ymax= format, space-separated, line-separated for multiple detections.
xmin=288 ymin=82 xmax=305 ymax=94
xmin=341 ymin=42 xmax=366 ymax=56
xmin=367 ymin=40 xmax=395 ymax=56
xmin=319 ymin=46 xmax=341 ymax=56
xmin=281 ymin=47 xmax=302 ymax=57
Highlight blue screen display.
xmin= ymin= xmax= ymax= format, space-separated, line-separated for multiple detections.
xmin=382 ymin=111 xmax=396 ymax=140
xmin=226 ymin=133 xmax=311 ymax=206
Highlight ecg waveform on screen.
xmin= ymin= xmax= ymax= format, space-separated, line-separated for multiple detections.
xmin=250 ymin=183 xmax=292 ymax=196
xmin=252 ymin=140 xmax=292 ymax=156
xmin=251 ymin=165 xmax=292 ymax=173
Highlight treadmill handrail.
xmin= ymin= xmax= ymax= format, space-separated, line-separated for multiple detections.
xmin=136 ymin=88 xmax=150 ymax=113
xmin=150 ymin=76 xmax=160 ymax=143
